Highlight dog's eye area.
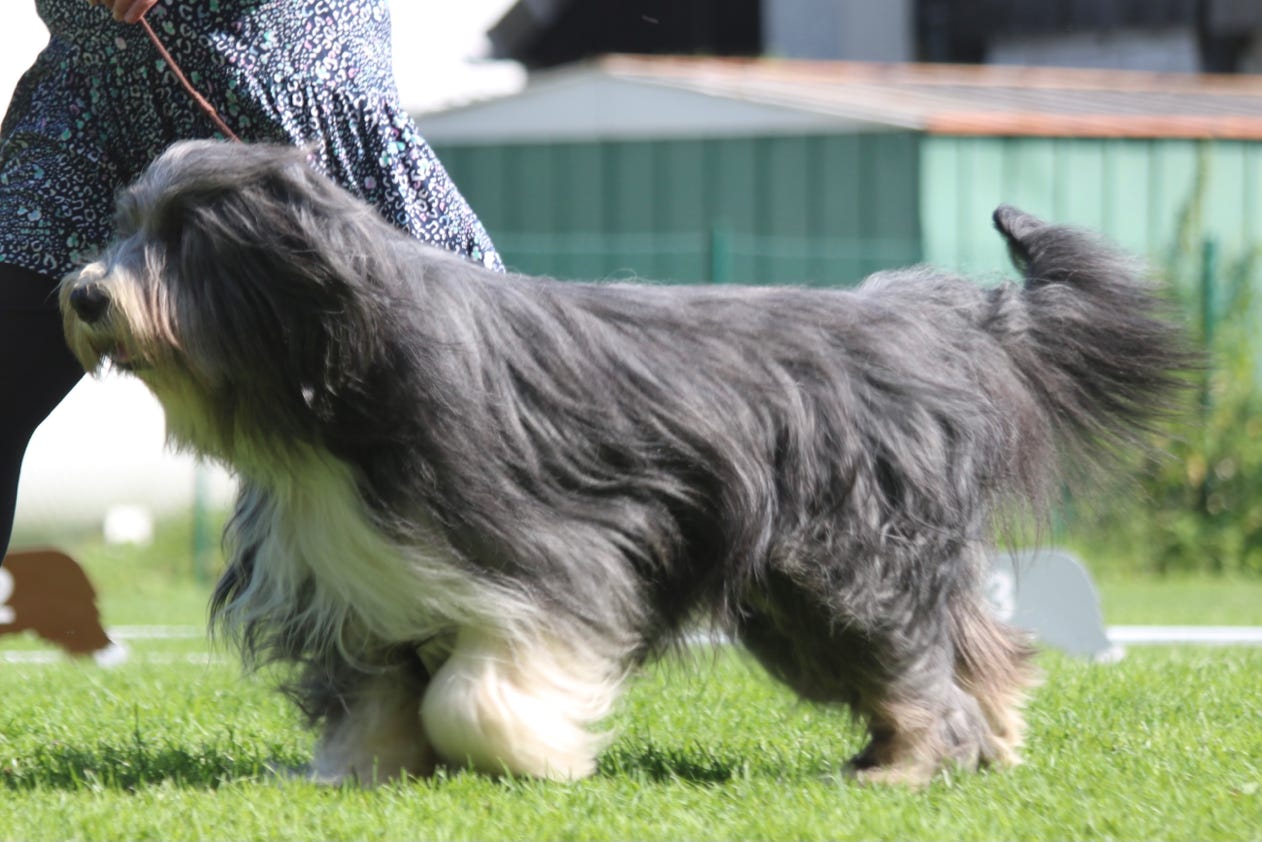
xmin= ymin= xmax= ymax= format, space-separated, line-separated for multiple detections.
xmin=117 ymin=192 xmax=187 ymax=244
xmin=150 ymin=210 xmax=187 ymax=245
xmin=113 ymin=192 xmax=150 ymax=236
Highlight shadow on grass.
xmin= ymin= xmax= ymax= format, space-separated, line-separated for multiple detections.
xmin=8 ymin=739 xmax=827 ymax=791
xmin=5 ymin=739 xmax=747 ymax=791
xmin=0 ymin=740 xmax=298 ymax=791
xmin=597 ymin=743 xmax=749 ymax=785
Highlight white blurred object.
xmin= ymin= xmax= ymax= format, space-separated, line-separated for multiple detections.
xmin=988 ymin=549 xmax=1124 ymax=662
xmin=103 ymin=503 xmax=155 ymax=546
xmin=92 ymin=640 xmax=130 ymax=668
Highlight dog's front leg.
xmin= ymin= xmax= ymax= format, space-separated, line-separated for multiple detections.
xmin=307 ymin=658 xmax=435 ymax=785
xmin=419 ymin=627 xmax=623 ymax=781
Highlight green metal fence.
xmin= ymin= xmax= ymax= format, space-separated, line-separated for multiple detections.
xmin=438 ymin=132 xmax=924 ymax=285
xmin=920 ymin=136 xmax=1262 ymax=282
xmin=437 ymin=133 xmax=1262 ymax=339
xmin=486 ymin=229 xmax=924 ymax=286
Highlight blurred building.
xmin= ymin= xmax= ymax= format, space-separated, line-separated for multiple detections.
xmin=411 ymin=0 xmax=1262 ymax=292
xmin=421 ymin=57 xmax=1262 ymax=287
xmin=488 ymin=0 xmax=1262 ymax=75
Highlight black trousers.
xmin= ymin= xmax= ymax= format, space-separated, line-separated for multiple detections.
xmin=0 ymin=263 xmax=84 ymax=559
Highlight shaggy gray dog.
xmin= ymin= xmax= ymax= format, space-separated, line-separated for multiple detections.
xmin=61 ymin=140 xmax=1190 ymax=786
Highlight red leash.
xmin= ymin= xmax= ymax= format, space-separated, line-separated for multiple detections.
xmin=138 ymin=16 xmax=242 ymax=142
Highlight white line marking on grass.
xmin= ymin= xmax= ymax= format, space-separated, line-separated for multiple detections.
xmin=110 ymin=625 xmax=205 ymax=639
xmin=682 ymin=627 xmax=1262 ymax=648
xmin=104 ymin=625 xmax=1262 ymax=646
xmin=1108 ymin=626 xmax=1262 ymax=645
xmin=2 ymin=625 xmax=1259 ymax=668
xmin=0 ymin=651 xmax=227 ymax=665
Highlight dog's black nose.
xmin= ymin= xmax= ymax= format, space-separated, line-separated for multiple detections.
xmin=69 ymin=284 xmax=111 ymax=324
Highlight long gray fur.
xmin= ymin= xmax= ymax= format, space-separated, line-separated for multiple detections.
xmin=63 ymin=140 xmax=1194 ymax=784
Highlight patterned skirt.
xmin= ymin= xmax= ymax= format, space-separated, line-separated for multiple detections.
xmin=0 ymin=0 xmax=501 ymax=279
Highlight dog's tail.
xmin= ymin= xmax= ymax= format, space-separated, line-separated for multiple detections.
xmin=989 ymin=205 xmax=1197 ymax=492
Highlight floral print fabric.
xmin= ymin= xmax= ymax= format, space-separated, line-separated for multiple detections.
xmin=0 ymin=0 xmax=501 ymax=278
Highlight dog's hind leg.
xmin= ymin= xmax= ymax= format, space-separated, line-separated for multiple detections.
xmin=842 ymin=633 xmax=1002 ymax=786
xmin=419 ymin=627 xmax=624 ymax=781
xmin=850 ymin=584 xmax=1035 ymax=784
xmin=737 ymin=562 xmax=1028 ymax=786
xmin=946 ymin=587 xmax=1037 ymax=768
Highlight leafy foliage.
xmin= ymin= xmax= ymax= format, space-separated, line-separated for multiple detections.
xmin=1061 ymin=145 xmax=1262 ymax=577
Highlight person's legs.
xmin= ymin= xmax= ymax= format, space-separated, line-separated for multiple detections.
xmin=0 ymin=264 xmax=85 ymax=560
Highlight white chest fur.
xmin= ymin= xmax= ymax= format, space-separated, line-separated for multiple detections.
xmin=221 ymin=452 xmax=534 ymax=662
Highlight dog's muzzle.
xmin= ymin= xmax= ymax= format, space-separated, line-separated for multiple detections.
xmin=68 ymin=282 xmax=112 ymax=324
xmin=61 ymin=268 xmax=146 ymax=373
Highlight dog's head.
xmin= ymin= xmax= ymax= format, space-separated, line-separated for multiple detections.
xmin=60 ymin=140 xmax=400 ymax=463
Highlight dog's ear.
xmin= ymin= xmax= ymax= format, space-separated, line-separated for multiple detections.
xmin=147 ymin=143 xmax=414 ymax=440
xmin=167 ymin=195 xmax=387 ymax=423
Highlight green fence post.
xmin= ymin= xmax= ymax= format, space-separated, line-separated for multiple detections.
xmin=1197 ymin=238 xmax=1218 ymax=537
xmin=1200 ymin=238 xmax=1217 ymax=414
xmin=708 ymin=225 xmax=731 ymax=284
xmin=192 ymin=460 xmax=212 ymax=584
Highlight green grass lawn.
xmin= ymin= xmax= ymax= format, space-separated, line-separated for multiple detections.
xmin=1 ymin=520 xmax=1259 ymax=840
xmin=1095 ymin=575 xmax=1262 ymax=626
xmin=0 ymin=644 xmax=1256 ymax=841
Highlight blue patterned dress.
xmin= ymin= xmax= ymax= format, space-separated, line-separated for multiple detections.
xmin=0 ymin=0 xmax=501 ymax=279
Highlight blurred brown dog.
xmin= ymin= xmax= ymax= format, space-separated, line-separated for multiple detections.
xmin=0 ymin=549 xmax=125 ymax=664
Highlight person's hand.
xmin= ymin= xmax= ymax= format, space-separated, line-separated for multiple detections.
xmin=87 ymin=0 xmax=160 ymax=24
